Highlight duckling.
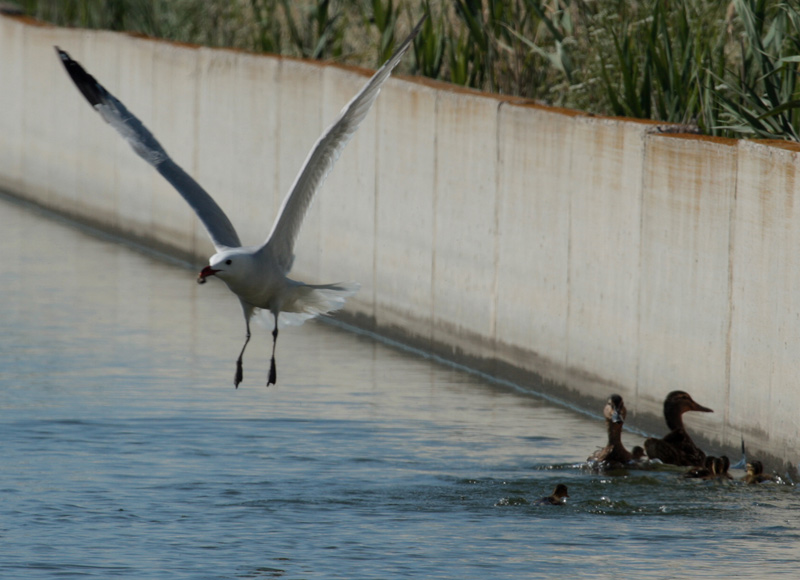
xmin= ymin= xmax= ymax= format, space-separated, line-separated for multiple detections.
xmin=683 ymin=455 xmax=716 ymax=479
xmin=643 ymin=391 xmax=713 ymax=466
xmin=535 ymin=484 xmax=569 ymax=505
xmin=742 ymin=460 xmax=774 ymax=484
xmin=587 ymin=394 xmax=633 ymax=469
xmin=631 ymin=446 xmax=646 ymax=462
xmin=716 ymin=455 xmax=733 ymax=480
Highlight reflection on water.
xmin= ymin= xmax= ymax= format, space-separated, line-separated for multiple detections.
xmin=1 ymin=195 xmax=798 ymax=579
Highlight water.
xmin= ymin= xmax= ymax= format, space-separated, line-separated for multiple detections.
xmin=1 ymin=195 xmax=798 ymax=579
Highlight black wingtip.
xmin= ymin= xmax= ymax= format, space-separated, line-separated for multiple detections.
xmin=54 ymin=46 xmax=106 ymax=108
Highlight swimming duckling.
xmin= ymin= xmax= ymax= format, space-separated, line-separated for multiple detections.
xmin=683 ymin=455 xmax=716 ymax=479
xmin=643 ymin=391 xmax=713 ymax=466
xmin=535 ymin=484 xmax=569 ymax=505
xmin=715 ymin=455 xmax=733 ymax=480
xmin=631 ymin=446 xmax=646 ymax=462
xmin=742 ymin=460 xmax=774 ymax=484
xmin=588 ymin=394 xmax=633 ymax=469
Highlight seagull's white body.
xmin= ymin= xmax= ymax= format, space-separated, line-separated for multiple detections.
xmin=57 ymin=18 xmax=425 ymax=387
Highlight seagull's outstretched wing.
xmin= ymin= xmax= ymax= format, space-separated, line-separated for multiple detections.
xmin=259 ymin=16 xmax=426 ymax=272
xmin=55 ymin=48 xmax=241 ymax=251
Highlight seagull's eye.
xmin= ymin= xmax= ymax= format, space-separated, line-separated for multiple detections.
xmin=225 ymin=259 xmax=232 ymax=265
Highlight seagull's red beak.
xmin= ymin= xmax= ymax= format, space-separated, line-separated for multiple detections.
xmin=197 ymin=266 xmax=220 ymax=285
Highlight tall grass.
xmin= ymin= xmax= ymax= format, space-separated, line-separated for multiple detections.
xmin=17 ymin=0 xmax=800 ymax=140
xmin=716 ymin=0 xmax=800 ymax=140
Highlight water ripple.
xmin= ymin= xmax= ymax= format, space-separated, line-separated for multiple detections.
xmin=2 ymin=195 xmax=799 ymax=578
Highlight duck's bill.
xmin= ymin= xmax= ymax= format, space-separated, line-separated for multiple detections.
xmin=690 ymin=401 xmax=713 ymax=413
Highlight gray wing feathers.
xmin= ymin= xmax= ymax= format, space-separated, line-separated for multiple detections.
xmin=56 ymin=48 xmax=241 ymax=250
xmin=260 ymin=17 xmax=425 ymax=272
xmin=94 ymin=97 xmax=169 ymax=166
xmin=261 ymin=104 xmax=364 ymax=271
xmin=156 ymin=160 xmax=241 ymax=249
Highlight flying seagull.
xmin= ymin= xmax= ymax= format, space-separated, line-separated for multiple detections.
xmin=56 ymin=17 xmax=426 ymax=387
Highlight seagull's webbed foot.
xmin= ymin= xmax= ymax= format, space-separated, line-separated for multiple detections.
xmin=268 ymin=356 xmax=277 ymax=386
xmin=234 ymin=358 xmax=244 ymax=388
xmin=267 ymin=316 xmax=279 ymax=387
xmin=234 ymin=326 xmax=251 ymax=389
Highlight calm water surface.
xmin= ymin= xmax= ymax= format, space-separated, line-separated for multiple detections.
xmin=2 ymin=196 xmax=799 ymax=579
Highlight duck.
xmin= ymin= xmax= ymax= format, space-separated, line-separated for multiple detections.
xmin=683 ymin=455 xmax=716 ymax=479
xmin=587 ymin=394 xmax=633 ymax=469
xmin=535 ymin=484 xmax=569 ymax=505
xmin=715 ymin=455 xmax=733 ymax=480
xmin=742 ymin=460 xmax=774 ymax=484
xmin=643 ymin=391 xmax=713 ymax=466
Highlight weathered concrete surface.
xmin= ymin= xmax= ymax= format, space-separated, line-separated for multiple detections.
xmin=1 ymin=15 xmax=798 ymax=471
xmin=495 ymin=103 xmax=572 ymax=375
xmin=373 ymin=77 xmax=438 ymax=343
xmin=730 ymin=140 xmax=800 ymax=463
xmin=195 ymin=47 xmax=281 ymax=256
xmin=432 ymin=90 xmax=499 ymax=356
xmin=115 ymin=37 xmax=157 ymax=243
xmin=637 ymin=134 xmax=738 ymax=443
xmin=318 ymin=64 xmax=379 ymax=319
xmin=0 ymin=14 xmax=23 ymax=195
xmin=567 ymin=117 xmax=648 ymax=406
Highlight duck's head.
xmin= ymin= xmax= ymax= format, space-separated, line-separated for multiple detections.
xmin=746 ymin=460 xmax=764 ymax=476
xmin=604 ymin=394 xmax=626 ymax=424
xmin=551 ymin=484 xmax=569 ymax=501
xmin=663 ymin=391 xmax=713 ymax=430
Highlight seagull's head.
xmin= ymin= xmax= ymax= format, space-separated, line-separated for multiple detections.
xmin=197 ymin=249 xmax=248 ymax=285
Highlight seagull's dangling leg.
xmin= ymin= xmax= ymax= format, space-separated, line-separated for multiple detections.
xmin=268 ymin=313 xmax=279 ymax=386
xmin=234 ymin=319 xmax=251 ymax=388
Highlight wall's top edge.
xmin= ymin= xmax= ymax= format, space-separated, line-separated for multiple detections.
xmin=1 ymin=11 xmax=50 ymax=27
xmin=503 ymin=98 xmax=585 ymax=119
xmin=122 ymin=30 xmax=204 ymax=53
xmin=651 ymin=131 xmax=740 ymax=147
xmin=585 ymin=113 xmax=664 ymax=128
xmin=399 ymin=74 xmax=522 ymax=103
xmin=746 ymin=138 xmax=800 ymax=154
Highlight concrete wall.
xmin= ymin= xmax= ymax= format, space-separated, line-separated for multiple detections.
xmin=2 ymin=15 xmax=798 ymax=470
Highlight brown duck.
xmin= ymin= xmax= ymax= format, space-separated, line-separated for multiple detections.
xmin=588 ymin=394 xmax=633 ymax=468
xmin=684 ymin=456 xmax=732 ymax=480
xmin=644 ymin=391 xmax=713 ymax=466
xmin=535 ymin=484 xmax=570 ymax=505
xmin=742 ymin=460 xmax=774 ymax=484
xmin=683 ymin=455 xmax=716 ymax=479
xmin=716 ymin=455 xmax=733 ymax=480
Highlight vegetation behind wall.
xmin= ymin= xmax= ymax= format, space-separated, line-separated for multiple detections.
xmin=13 ymin=0 xmax=800 ymax=139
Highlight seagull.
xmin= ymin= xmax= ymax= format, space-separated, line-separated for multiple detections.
xmin=56 ymin=17 xmax=426 ymax=387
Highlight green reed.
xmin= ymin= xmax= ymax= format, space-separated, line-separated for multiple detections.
xmin=17 ymin=0 xmax=800 ymax=140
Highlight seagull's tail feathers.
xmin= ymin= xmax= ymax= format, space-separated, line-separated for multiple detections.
xmin=252 ymin=282 xmax=360 ymax=329
xmin=291 ymin=281 xmax=360 ymax=320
